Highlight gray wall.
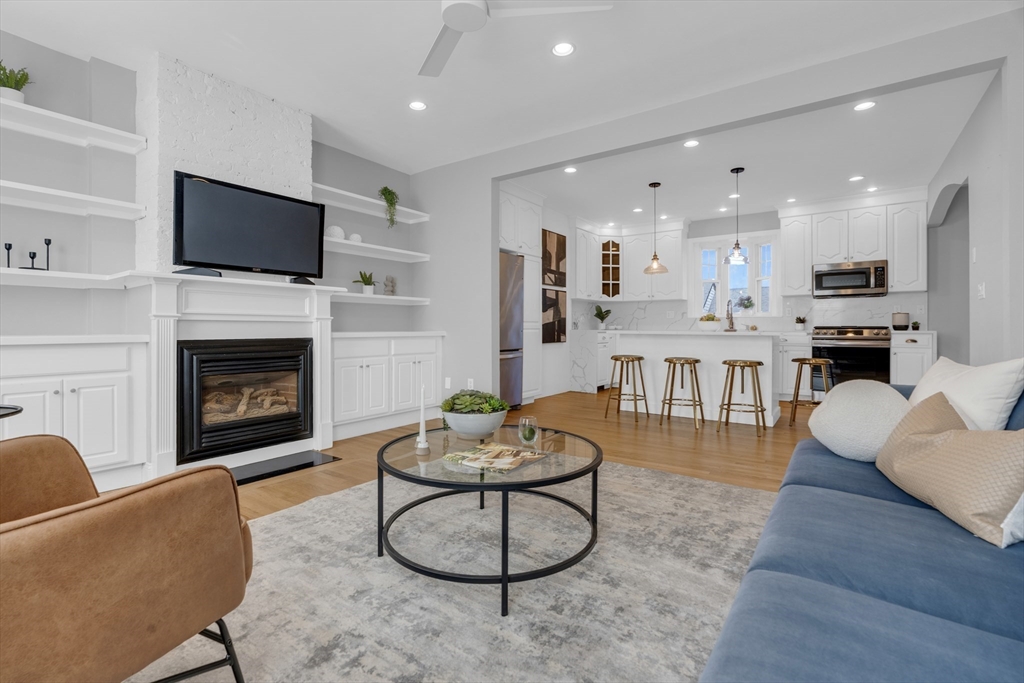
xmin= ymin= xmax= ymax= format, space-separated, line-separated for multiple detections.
xmin=688 ymin=211 xmax=779 ymax=239
xmin=928 ymin=185 xmax=970 ymax=363
xmin=312 ymin=142 xmax=413 ymax=209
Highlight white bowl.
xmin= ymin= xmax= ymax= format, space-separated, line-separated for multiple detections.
xmin=697 ymin=320 xmax=721 ymax=332
xmin=443 ymin=411 xmax=507 ymax=440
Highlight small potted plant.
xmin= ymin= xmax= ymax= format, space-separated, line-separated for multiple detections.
xmin=441 ymin=390 xmax=510 ymax=440
xmin=594 ymin=305 xmax=612 ymax=330
xmin=0 ymin=61 xmax=31 ymax=103
xmin=911 ymin=321 xmax=921 ymax=331
xmin=353 ymin=271 xmax=377 ymax=295
xmin=378 ymin=186 xmax=399 ymax=228
xmin=736 ymin=294 xmax=755 ymax=310
xmin=697 ymin=313 xmax=721 ymax=332
xmin=795 ymin=316 xmax=807 ymax=331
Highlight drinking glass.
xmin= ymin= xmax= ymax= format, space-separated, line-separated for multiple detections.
xmin=518 ymin=416 xmax=538 ymax=446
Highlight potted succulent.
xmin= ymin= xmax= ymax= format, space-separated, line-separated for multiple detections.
xmin=594 ymin=305 xmax=612 ymax=330
xmin=795 ymin=316 xmax=807 ymax=331
xmin=911 ymin=321 xmax=921 ymax=331
xmin=353 ymin=271 xmax=377 ymax=295
xmin=0 ymin=61 xmax=31 ymax=104
xmin=378 ymin=186 xmax=399 ymax=228
xmin=441 ymin=390 xmax=510 ymax=440
xmin=697 ymin=313 xmax=721 ymax=332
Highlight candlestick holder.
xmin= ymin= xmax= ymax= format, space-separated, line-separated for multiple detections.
xmin=4 ymin=243 xmax=11 ymax=268
xmin=19 ymin=251 xmax=46 ymax=271
xmin=44 ymin=238 xmax=51 ymax=271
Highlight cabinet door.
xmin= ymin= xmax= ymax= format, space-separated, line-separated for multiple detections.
xmin=589 ymin=233 xmax=606 ymax=299
xmin=0 ymin=378 xmax=62 ymax=440
xmin=63 ymin=375 xmax=130 ymax=469
xmin=622 ymin=233 xmax=653 ymax=300
xmin=781 ymin=347 xmax=813 ymax=399
xmin=598 ymin=343 xmax=611 ymax=388
xmin=417 ymin=354 xmax=439 ymax=406
xmin=363 ymin=356 xmax=390 ymax=417
xmin=498 ymin=192 xmax=518 ymax=251
xmin=575 ymin=229 xmax=592 ymax=298
xmin=891 ymin=348 xmax=930 ymax=385
xmin=652 ymin=230 xmax=683 ymax=299
xmin=523 ymin=327 xmax=543 ymax=397
xmin=780 ymin=216 xmax=813 ymax=295
xmin=523 ymin=255 xmax=542 ymax=326
xmin=517 ymin=199 xmax=543 ymax=257
xmin=888 ymin=202 xmax=927 ymax=292
xmin=812 ymin=212 xmax=849 ymax=264
xmin=848 ymin=207 xmax=887 ymax=261
xmin=332 ymin=358 xmax=364 ymax=422
xmin=391 ymin=355 xmax=418 ymax=413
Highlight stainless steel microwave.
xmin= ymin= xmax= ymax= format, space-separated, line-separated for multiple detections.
xmin=812 ymin=260 xmax=888 ymax=298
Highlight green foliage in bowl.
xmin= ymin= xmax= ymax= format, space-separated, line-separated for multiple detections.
xmin=441 ymin=390 xmax=509 ymax=414
xmin=699 ymin=313 xmax=719 ymax=322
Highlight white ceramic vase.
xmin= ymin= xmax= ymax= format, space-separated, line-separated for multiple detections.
xmin=362 ymin=284 xmax=375 ymax=295
xmin=795 ymin=323 xmax=805 ymax=331
xmin=0 ymin=88 xmax=25 ymax=104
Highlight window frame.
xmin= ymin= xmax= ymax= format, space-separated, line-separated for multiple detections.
xmin=690 ymin=230 xmax=779 ymax=317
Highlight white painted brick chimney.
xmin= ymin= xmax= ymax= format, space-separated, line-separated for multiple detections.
xmin=135 ymin=54 xmax=312 ymax=272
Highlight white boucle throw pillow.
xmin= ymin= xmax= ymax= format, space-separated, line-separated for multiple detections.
xmin=908 ymin=356 xmax=1024 ymax=431
xmin=808 ymin=380 xmax=911 ymax=462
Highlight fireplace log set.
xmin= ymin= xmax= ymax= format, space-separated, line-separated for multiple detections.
xmin=202 ymin=387 xmax=292 ymax=425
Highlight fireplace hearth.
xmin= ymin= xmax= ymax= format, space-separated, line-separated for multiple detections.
xmin=178 ymin=338 xmax=314 ymax=464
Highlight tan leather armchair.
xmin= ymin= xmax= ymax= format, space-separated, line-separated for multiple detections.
xmin=0 ymin=435 xmax=253 ymax=683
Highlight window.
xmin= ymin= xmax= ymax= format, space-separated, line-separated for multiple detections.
xmin=693 ymin=233 xmax=777 ymax=317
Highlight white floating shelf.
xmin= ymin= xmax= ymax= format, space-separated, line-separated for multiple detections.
xmin=322 ymin=237 xmax=429 ymax=263
xmin=0 ymin=180 xmax=146 ymax=220
xmin=312 ymin=183 xmax=429 ymax=225
xmin=330 ymin=292 xmax=430 ymax=306
xmin=0 ymin=99 xmax=147 ymax=155
xmin=0 ymin=267 xmax=128 ymax=290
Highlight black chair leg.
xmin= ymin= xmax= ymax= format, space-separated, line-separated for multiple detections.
xmin=152 ymin=619 xmax=245 ymax=683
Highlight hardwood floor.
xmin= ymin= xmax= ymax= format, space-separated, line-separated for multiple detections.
xmin=237 ymin=390 xmax=814 ymax=520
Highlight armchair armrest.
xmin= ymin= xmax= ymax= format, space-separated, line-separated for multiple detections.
xmin=0 ymin=435 xmax=98 ymax=524
xmin=0 ymin=465 xmax=251 ymax=683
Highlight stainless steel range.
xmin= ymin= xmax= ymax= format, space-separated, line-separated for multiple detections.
xmin=812 ymin=326 xmax=891 ymax=387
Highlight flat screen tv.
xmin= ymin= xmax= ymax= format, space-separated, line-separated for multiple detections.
xmin=173 ymin=171 xmax=325 ymax=278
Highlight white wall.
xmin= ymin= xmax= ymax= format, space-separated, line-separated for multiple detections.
xmin=928 ymin=185 xmax=970 ymax=363
xmin=408 ymin=10 xmax=1023 ymax=393
xmin=688 ymin=211 xmax=779 ymax=239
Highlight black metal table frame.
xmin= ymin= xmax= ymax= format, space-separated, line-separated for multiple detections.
xmin=377 ymin=426 xmax=602 ymax=616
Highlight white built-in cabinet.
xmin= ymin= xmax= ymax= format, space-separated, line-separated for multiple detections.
xmin=773 ymin=336 xmax=813 ymax=400
xmin=575 ymin=230 xmax=601 ymax=300
xmin=578 ymin=227 xmax=686 ymax=301
xmin=887 ymin=202 xmax=928 ymax=292
xmin=890 ymin=331 xmax=936 ymax=385
xmin=780 ymin=215 xmax=813 ymax=295
xmin=622 ymin=233 xmax=653 ymax=300
xmin=498 ymin=191 xmax=542 ymax=258
xmin=523 ymin=327 xmax=543 ymax=398
xmin=523 ymin=255 xmax=542 ymax=326
xmin=848 ymin=207 xmax=887 ymax=262
xmin=812 ymin=212 xmax=849 ymax=264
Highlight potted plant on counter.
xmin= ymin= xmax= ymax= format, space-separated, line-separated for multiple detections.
xmin=795 ymin=316 xmax=807 ymax=331
xmin=353 ymin=271 xmax=378 ymax=295
xmin=441 ymin=390 xmax=510 ymax=440
xmin=0 ymin=61 xmax=31 ymax=103
xmin=697 ymin=313 xmax=721 ymax=332
xmin=594 ymin=305 xmax=612 ymax=330
xmin=911 ymin=321 xmax=921 ymax=331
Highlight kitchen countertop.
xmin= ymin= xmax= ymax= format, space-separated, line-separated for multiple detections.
xmin=605 ymin=329 xmax=782 ymax=337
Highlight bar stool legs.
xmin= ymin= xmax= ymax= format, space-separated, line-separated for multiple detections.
xmin=604 ymin=355 xmax=649 ymax=422
xmin=788 ymin=358 xmax=834 ymax=426
xmin=716 ymin=360 xmax=767 ymax=437
xmin=660 ymin=358 xmax=705 ymax=429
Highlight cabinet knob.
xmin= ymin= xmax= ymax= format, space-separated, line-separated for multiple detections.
xmin=70 ymin=388 xmax=77 ymax=393
xmin=53 ymin=390 xmax=60 ymax=395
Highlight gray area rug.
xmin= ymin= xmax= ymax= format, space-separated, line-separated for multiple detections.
xmin=130 ymin=462 xmax=775 ymax=682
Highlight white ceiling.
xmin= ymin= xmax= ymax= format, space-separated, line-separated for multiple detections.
xmin=0 ymin=1 xmax=1018 ymax=174
xmin=513 ymin=70 xmax=996 ymax=224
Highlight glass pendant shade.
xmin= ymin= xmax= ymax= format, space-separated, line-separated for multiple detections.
xmin=645 ymin=181 xmax=667 ymax=275
xmin=644 ymin=254 xmax=668 ymax=275
xmin=723 ymin=167 xmax=748 ymax=265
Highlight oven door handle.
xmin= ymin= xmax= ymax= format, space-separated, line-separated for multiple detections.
xmin=812 ymin=340 xmax=892 ymax=349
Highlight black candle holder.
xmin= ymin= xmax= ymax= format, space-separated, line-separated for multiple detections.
xmin=4 ymin=243 xmax=10 ymax=268
xmin=44 ymin=238 xmax=51 ymax=271
xmin=19 ymin=250 xmax=46 ymax=271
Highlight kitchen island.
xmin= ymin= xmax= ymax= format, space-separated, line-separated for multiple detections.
xmin=606 ymin=330 xmax=780 ymax=427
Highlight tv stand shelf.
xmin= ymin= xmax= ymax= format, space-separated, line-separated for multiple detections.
xmin=312 ymin=183 xmax=429 ymax=225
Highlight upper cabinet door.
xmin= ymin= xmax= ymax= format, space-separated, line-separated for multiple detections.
xmin=812 ymin=211 xmax=849 ymax=264
xmin=516 ymin=199 xmax=543 ymax=257
xmin=575 ymin=229 xmax=592 ymax=299
xmin=523 ymin=255 xmax=542 ymax=326
xmin=848 ymin=207 xmax=887 ymax=262
xmin=780 ymin=215 xmax=813 ymax=296
xmin=622 ymin=233 xmax=654 ymax=300
xmin=888 ymin=202 xmax=927 ymax=292
xmin=498 ymin=192 xmax=518 ymax=251
xmin=652 ymin=230 xmax=683 ymax=299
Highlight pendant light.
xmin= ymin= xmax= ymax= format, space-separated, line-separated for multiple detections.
xmin=643 ymin=182 xmax=668 ymax=275
xmin=724 ymin=167 xmax=749 ymax=265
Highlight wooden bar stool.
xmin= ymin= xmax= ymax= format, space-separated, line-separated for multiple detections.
xmin=789 ymin=358 xmax=834 ymax=426
xmin=660 ymin=357 xmax=705 ymax=429
xmin=604 ymin=354 xmax=649 ymax=422
xmin=716 ymin=359 xmax=768 ymax=437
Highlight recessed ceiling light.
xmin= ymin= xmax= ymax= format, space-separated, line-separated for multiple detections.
xmin=409 ymin=101 xmax=427 ymax=111
xmin=854 ymin=101 xmax=876 ymax=111
xmin=787 ymin=198 xmax=796 ymax=202
xmin=683 ymin=140 xmax=699 ymax=148
xmin=719 ymin=207 xmax=728 ymax=212
xmin=849 ymin=176 xmax=864 ymax=181
xmin=564 ymin=167 xmax=577 ymax=173
xmin=552 ymin=43 xmax=575 ymax=57
xmin=660 ymin=215 xmax=667 ymax=220
xmin=632 ymin=208 xmax=643 ymax=212
xmin=867 ymin=187 xmax=878 ymax=192
xmin=728 ymin=193 xmax=740 ymax=199
xmin=607 ymin=223 xmax=614 ymax=227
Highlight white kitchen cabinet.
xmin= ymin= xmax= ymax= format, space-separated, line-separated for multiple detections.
xmin=597 ymin=333 xmax=615 ymax=389
xmin=392 ymin=354 xmax=438 ymax=413
xmin=363 ymin=357 xmax=390 ymax=417
xmin=812 ymin=211 xmax=849 ymax=264
xmin=523 ymin=255 xmax=542 ymax=326
xmin=651 ymin=230 xmax=684 ymax=299
xmin=622 ymin=233 xmax=654 ymax=300
xmin=575 ymin=229 xmax=604 ymax=300
xmin=498 ymin=191 xmax=542 ymax=258
xmin=890 ymin=331 xmax=936 ymax=385
xmin=780 ymin=216 xmax=813 ymax=295
xmin=780 ymin=345 xmax=813 ymax=400
xmin=523 ymin=327 xmax=543 ymax=398
xmin=498 ymin=193 xmax=518 ymax=251
xmin=621 ymin=231 xmax=684 ymax=301
xmin=418 ymin=354 xmax=438 ymax=406
xmin=848 ymin=207 xmax=887 ymax=262
xmin=332 ymin=356 xmax=390 ymax=421
xmin=888 ymin=202 xmax=927 ymax=292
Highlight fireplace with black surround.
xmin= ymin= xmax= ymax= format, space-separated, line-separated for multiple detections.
xmin=178 ymin=338 xmax=314 ymax=464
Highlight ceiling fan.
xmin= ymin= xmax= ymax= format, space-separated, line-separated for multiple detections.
xmin=418 ymin=0 xmax=613 ymax=77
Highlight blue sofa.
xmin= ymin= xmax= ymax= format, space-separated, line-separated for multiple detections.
xmin=701 ymin=387 xmax=1024 ymax=683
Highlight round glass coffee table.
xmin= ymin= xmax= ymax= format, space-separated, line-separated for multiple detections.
xmin=377 ymin=424 xmax=602 ymax=616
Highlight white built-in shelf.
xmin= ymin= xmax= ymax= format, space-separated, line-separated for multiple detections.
xmin=0 ymin=99 xmax=147 ymax=155
xmin=0 ymin=267 xmax=129 ymax=290
xmin=312 ymin=183 xmax=429 ymax=225
xmin=0 ymin=334 xmax=150 ymax=346
xmin=330 ymin=292 xmax=430 ymax=306
xmin=0 ymin=180 xmax=146 ymax=220
xmin=322 ymin=237 xmax=429 ymax=263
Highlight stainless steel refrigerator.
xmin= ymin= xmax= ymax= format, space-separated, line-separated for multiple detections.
xmin=499 ymin=251 xmax=524 ymax=408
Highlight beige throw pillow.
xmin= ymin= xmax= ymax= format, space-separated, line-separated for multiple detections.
xmin=876 ymin=392 xmax=1024 ymax=547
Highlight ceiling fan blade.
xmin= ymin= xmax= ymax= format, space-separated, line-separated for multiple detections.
xmin=418 ymin=24 xmax=464 ymax=77
xmin=487 ymin=0 xmax=613 ymax=19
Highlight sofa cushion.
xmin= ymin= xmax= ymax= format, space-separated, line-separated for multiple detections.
xmin=700 ymin=570 xmax=1024 ymax=683
xmin=781 ymin=439 xmax=930 ymax=508
xmin=749 ymin=485 xmax=1024 ymax=640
